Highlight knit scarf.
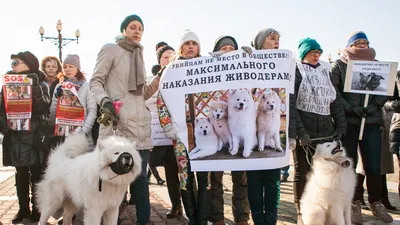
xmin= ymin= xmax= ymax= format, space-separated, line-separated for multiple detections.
xmin=116 ymin=36 xmax=146 ymax=91
xmin=341 ymin=47 xmax=376 ymax=64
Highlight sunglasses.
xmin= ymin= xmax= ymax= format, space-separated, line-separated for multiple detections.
xmin=11 ymin=59 xmax=25 ymax=67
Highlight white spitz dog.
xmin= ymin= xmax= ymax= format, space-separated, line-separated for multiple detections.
xmin=189 ymin=117 xmax=219 ymax=159
xmin=228 ymin=89 xmax=256 ymax=157
xmin=256 ymin=91 xmax=283 ymax=152
xmin=300 ymin=141 xmax=356 ymax=225
xmin=209 ymin=101 xmax=233 ymax=151
xmin=36 ymin=134 xmax=142 ymax=225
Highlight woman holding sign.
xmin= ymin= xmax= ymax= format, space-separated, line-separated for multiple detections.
xmin=331 ymin=31 xmax=392 ymax=224
xmin=157 ymin=29 xmax=211 ymax=225
xmin=292 ymin=38 xmax=347 ymax=224
xmin=49 ymin=54 xmax=97 ymax=150
xmin=0 ymin=51 xmax=50 ymax=223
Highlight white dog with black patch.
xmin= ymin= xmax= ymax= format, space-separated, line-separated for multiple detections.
xmin=228 ymin=89 xmax=257 ymax=158
xmin=257 ymin=91 xmax=283 ymax=152
xmin=36 ymin=134 xmax=142 ymax=225
xmin=189 ymin=117 xmax=219 ymax=159
xmin=300 ymin=140 xmax=355 ymax=225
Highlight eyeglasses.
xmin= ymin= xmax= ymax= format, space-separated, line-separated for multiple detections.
xmin=352 ymin=41 xmax=369 ymax=48
xmin=308 ymin=50 xmax=322 ymax=57
xmin=11 ymin=59 xmax=24 ymax=67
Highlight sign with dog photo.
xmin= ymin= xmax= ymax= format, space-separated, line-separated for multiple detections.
xmin=2 ymin=74 xmax=32 ymax=131
xmin=159 ymin=49 xmax=296 ymax=171
xmin=54 ymin=82 xmax=85 ymax=136
xmin=344 ymin=60 xmax=398 ymax=95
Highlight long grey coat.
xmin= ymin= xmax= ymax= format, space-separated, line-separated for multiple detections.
xmin=89 ymin=43 xmax=160 ymax=150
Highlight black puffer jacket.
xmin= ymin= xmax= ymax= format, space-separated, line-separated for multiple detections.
xmin=295 ymin=66 xmax=347 ymax=139
xmin=384 ymin=74 xmax=400 ymax=154
xmin=1 ymin=70 xmax=50 ymax=166
xmin=331 ymin=59 xmax=388 ymax=125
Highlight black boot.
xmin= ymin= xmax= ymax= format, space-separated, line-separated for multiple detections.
xmin=147 ymin=168 xmax=152 ymax=181
xmin=166 ymin=181 xmax=183 ymax=218
xmin=12 ymin=168 xmax=30 ymax=224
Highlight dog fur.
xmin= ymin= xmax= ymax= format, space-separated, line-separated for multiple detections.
xmin=36 ymin=134 xmax=142 ymax=225
xmin=228 ymin=89 xmax=257 ymax=158
xmin=300 ymin=141 xmax=356 ymax=225
xmin=256 ymin=91 xmax=283 ymax=152
xmin=189 ymin=117 xmax=219 ymax=159
xmin=209 ymin=101 xmax=233 ymax=151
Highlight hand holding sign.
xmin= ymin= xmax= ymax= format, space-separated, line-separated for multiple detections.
xmin=26 ymin=73 xmax=39 ymax=86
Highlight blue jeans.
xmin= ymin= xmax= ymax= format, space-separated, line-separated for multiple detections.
xmin=247 ymin=169 xmax=280 ymax=225
xmin=130 ymin=150 xmax=150 ymax=225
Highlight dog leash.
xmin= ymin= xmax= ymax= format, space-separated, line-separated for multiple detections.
xmin=301 ymin=135 xmax=336 ymax=166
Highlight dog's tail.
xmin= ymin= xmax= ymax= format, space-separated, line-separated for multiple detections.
xmin=54 ymin=133 xmax=89 ymax=158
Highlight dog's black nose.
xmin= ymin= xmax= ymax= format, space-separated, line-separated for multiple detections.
xmin=239 ymin=103 xmax=244 ymax=107
xmin=216 ymin=114 xmax=220 ymax=118
xmin=123 ymin=154 xmax=131 ymax=160
xmin=203 ymin=130 xmax=207 ymax=135
xmin=270 ymin=105 xmax=274 ymax=109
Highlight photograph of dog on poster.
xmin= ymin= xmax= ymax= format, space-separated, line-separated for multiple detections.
xmin=186 ymin=88 xmax=287 ymax=160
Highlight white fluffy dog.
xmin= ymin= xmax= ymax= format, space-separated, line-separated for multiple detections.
xmin=209 ymin=101 xmax=233 ymax=151
xmin=300 ymin=141 xmax=356 ymax=225
xmin=36 ymin=134 xmax=142 ymax=225
xmin=189 ymin=117 xmax=219 ymax=159
xmin=228 ymin=89 xmax=257 ymax=158
xmin=257 ymin=91 xmax=283 ymax=152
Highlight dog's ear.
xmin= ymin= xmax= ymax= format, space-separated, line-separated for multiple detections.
xmin=379 ymin=75 xmax=384 ymax=80
xmin=131 ymin=141 xmax=137 ymax=150
xmin=207 ymin=117 xmax=211 ymax=123
xmin=97 ymin=139 xmax=104 ymax=151
xmin=231 ymin=89 xmax=236 ymax=95
xmin=359 ymin=73 xmax=365 ymax=78
xmin=209 ymin=102 xmax=215 ymax=110
xmin=195 ymin=118 xmax=199 ymax=123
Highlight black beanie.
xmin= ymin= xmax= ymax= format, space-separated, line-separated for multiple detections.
xmin=120 ymin=14 xmax=144 ymax=33
xmin=10 ymin=51 xmax=39 ymax=71
xmin=156 ymin=42 xmax=168 ymax=51
xmin=157 ymin=45 xmax=175 ymax=64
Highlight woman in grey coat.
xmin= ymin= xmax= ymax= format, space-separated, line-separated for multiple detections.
xmin=49 ymin=54 xmax=97 ymax=150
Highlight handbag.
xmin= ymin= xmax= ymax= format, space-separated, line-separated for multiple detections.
xmin=33 ymin=114 xmax=56 ymax=150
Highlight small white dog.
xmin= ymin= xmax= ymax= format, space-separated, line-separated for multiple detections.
xmin=228 ymin=89 xmax=257 ymax=157
xmin=257 ymin=91 xmax=283 ymax=152
xmin=36 ymin=134 xmax=142 ymax=225
xmin=189 ymin=117 xmax=219 ymax=159
xmin=209 ymin=101 xmax=233 ymax=151
xmin=300 ymin=140 xmax=356 ymax=225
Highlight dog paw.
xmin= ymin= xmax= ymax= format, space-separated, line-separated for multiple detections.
xmin=258 ymin=146 xmax=265 ymax=151
xmin=265 ymin=145 xmax=275 ymax=149
xmin=276 ymin=147 xmax=283 ymax=152
xmin=230 ymin=148 xmax=238 ymax=155
xmin=242 ymin=151 xmax=251 ymax=158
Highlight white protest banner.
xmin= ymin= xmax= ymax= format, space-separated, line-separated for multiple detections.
xmin=146 ymin=90 xmax=173 ymax=146
xmin=2 ymin=74 xmax=32 ymax=131
xmin=159 ymin=49 xmax=296 ymax=171
xmin=344 ymin=60 xmax=398 ymax=96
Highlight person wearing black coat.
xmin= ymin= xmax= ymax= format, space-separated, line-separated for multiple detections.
xmin=293 ymin=38 xmax=347 ymax=225
xmin=330 ymin=31 xmax=392 ymax=224
xmin=383 ymin=70 xmax=400 ymax=202
xmin=0 ymin=51 xmax=50 ymax=223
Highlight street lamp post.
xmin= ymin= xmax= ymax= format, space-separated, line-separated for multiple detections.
xmin=39 ymin=20 xmax=80 ymax=62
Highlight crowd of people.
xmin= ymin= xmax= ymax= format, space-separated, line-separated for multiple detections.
xmin=1 ymin=13 xmax=399 ymax=225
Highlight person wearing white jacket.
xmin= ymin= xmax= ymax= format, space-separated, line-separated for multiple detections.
xmin=49 ymin=54 xmax=97 ymax=150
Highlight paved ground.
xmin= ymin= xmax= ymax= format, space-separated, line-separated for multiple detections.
xmin=1 ymin=142 xmax=400 ymax=224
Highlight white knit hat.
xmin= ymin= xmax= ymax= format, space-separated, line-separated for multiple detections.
xmin=179 ymin=29 xmax=201 ymax=53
